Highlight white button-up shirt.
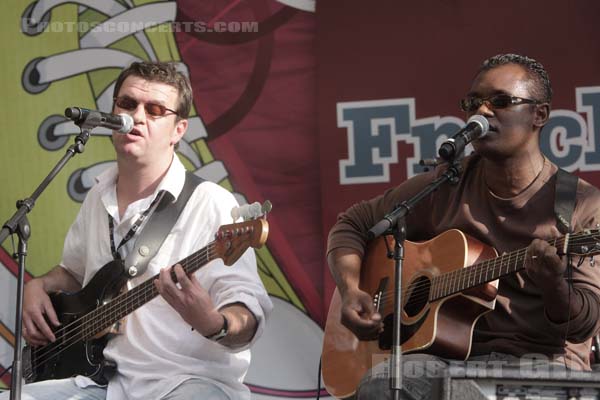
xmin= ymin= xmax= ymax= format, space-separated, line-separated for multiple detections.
xmin=60 ymin=155 xmax=272 ymax=399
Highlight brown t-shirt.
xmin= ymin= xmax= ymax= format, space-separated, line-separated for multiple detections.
xmin=327 ymin=154 xmax=600 ymax=370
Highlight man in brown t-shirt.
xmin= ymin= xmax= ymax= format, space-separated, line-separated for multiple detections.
xmin=326 ymin=54 xmax=600 ymax=399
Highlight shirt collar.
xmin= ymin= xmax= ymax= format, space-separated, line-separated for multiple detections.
xmin=152 ymin=154 xmax=187 ymax=202
xmin=97 ymin=155 xmax=188 ymax=223
xmin=96 ymin=154 xmax=187 ymax=203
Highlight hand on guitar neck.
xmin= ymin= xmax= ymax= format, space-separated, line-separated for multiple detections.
xmin=154 ymin=264 xmax=225 ymax=337
xmin=154 ymin=264 xmax=258 ymax=346
xmin=525 ymin=238 xmax=583 ymax=323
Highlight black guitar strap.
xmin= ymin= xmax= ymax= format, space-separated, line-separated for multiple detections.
xmin=554 ymin=168 xmax=578 ymax=234
xmin=552 ymin=168 xmax=600 ymax=364
xmin=123 ymin=171 xmax=204 ymax=278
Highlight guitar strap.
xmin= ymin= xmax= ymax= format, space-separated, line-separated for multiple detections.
xmin=123 ymin=171 xmax=204 ymax=278
xmin=554 ymin=168 xmax=578 ymax=234
xmin=552 ymin=168 xmax=600 ymax=364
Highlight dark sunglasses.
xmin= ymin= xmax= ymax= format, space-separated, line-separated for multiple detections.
xmin=114 ymin=96 xmax=179 ymax=117
xmin=459 ymin=94 xmax=541 ymax=112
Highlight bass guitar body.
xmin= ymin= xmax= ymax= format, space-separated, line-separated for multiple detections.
xmin=22 ymin=218 xmax=270 ymax=385
xmin=23 ymin=260 xmax=126 ymax=384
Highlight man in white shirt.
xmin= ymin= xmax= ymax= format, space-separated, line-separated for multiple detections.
xmin=7 ymin=61 xmax=272 ymax=400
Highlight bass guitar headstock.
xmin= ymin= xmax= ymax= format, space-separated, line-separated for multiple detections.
xmin=214 ymin=202 xmax=271 ymax=266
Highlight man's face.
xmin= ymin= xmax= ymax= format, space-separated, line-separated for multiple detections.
xmin=466 ymin=64 xmax=543 ymax=160
xmin=112 ymin=75 xmax=187 ymax=164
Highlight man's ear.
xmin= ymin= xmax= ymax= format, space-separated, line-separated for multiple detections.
xmin=171 ymin=118 xmax=188 ymax=146
xmin=533 ymin=103 xmax=550 ymax=128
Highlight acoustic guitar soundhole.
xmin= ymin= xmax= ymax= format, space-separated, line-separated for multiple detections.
xmin=403 ymin=276 xmax=430 ymax=317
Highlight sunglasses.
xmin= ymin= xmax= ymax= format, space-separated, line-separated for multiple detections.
xmin=114 ymin=96 xmax=179 ymax=118
xmin=459 ymin=94 xmax=540 ymax=113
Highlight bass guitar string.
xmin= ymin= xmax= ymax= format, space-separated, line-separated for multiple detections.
xmin=29 ymin=242 xmax=218 ymax=371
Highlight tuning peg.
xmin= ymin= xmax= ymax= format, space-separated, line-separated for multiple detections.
xmin=231 ymin=200 xmax=273 ymax=221
xmin=231 ymin=202 xmax=261 ymax=221
xmin=261 ymin=200 xmax=272 ymax=215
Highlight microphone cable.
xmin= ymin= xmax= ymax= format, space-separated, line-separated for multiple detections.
xmin=316 ymin=356 xmax=323 ymax=399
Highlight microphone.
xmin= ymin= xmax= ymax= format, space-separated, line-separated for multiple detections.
xmin=438 ymin=115 xmax=489 ymax=161
xmin=231 ymin=202 xmax=263 ymax=221
xmin=65 ymin=107 xmax=134 ymax=134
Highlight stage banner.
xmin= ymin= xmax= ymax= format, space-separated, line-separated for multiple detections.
xmin=0 ymin=0 xmax=329 ymax=398
xmin=317 ymin=0 xmax=600 ymax=304
xmin=2 ymin=0 xmax=600 ymax=397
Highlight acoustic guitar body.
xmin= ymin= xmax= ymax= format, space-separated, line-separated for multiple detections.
xmin=321 ymin=229 xmax=498 ymax=399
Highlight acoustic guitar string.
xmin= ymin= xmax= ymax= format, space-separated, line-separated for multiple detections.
xmin=377 ymin=232 xmax=597 ymax=306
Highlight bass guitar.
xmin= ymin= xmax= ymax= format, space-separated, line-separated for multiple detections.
xmin=23 ymin=218 xmax=269 ymax=384
xmin=321 ymin=228 xmax=599 ymax=398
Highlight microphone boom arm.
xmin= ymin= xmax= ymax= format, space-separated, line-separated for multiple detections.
xmin=367 ymin=161 xmax=463 ymax=240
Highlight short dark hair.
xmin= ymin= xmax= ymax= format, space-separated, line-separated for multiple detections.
xmin=479 ymin=53 xmax=552 ymax=104
xmin=113 ymin=61 xmax=193 ymax=120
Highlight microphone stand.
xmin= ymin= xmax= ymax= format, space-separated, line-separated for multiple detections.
xmin=0 ymin=128 xmax=91 ymax=400
xmin=367 ymin=158 xmax=463 ymax=400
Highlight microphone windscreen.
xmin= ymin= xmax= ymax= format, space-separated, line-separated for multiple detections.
xmin=118 ymin=114 xmax=134 ymax=134
xmin=467 ymin=114 xmax=489 ymax=137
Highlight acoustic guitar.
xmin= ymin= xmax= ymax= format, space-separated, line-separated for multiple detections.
xmin=321 ymin=228 xmax=598 ymax=398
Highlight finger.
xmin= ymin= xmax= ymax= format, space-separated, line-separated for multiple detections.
xmin=42 ymin=298 xmax=60 ymax=327
xmin=155 ymin=272 xmax=173 ymax=300
xmin=29 ymin=313 xmax=55 ymax=343
xmin=363 ymin=307 xmax=384 ymax=327
xmin=22 ymin=318 xmax=38 ymax=343
xmin=37 ymin=318 xmax=56 ymax=343
xmin=543 ymin=246 xmax=566 ymax=273
xmin=357 ymin=296 xmax=376 ymax=316
xmin=156 ymin=281 xmax=178 ymax=309
xmin=174 ymin=265 xmax=192 ymax=291
xmin=543 ymin=245 xmax=559 ymax=259
xmin=25 ymin=331 xmax=46 ymax=347
xmin=156 ymin=277 xmax=174 ymax=300
xmin=159 ymin=266 xmax=172 ymax=283
xmin=343 ymin=308 xmax=380 ymax=329
xmin=29 ymin=307 xmax=52 ymax=336
xmin=528 ymin=244 xmax=541 ymax=258
xmin=342 ymin=317 xmax=379 ymax=337
xmin=529 ymin=239 xmax=549 ymax=257
xmin=154 ymin=277 xmax=163 ymax=294
xmin=23 ymin=322 xmax=43 ymax=343
xmin=159 ymin=267 xmax=178 ymax=293
xmin=531 ymin=238 xmax=546 ymax=249
xmin=526 ymin=245 xmax=543 ymax=269
xmin=342 ymin=308 xmax=384 ymax=339
xmin=158 ymin=268 xmax=183 ymax=303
